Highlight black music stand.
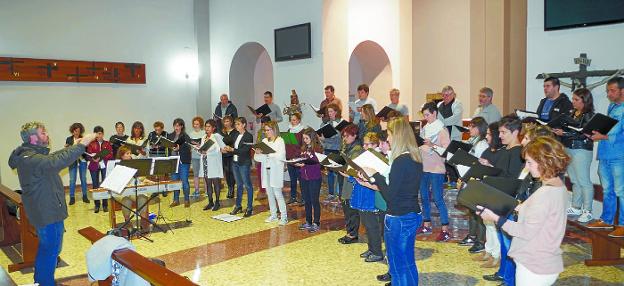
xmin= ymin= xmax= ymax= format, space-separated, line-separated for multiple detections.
xmin=152 ymin=157 xmax=180 ymax=232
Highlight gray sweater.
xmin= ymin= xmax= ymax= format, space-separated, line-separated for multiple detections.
xmin=8 ymin=143 xmax=85 ymax=228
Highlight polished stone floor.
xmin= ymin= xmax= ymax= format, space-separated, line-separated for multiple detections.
xmin=1 ymin=181 xmax=623 ymax=285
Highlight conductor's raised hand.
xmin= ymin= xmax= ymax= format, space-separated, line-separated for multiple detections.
xmin=77 ymin=133 xmax=97 ymax=146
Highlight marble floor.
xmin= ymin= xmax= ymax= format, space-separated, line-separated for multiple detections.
xmin=1 ymin=183 xmax=623 ymax=285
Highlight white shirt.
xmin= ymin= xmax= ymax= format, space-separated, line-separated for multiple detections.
xmin=233 ymin=133 xmax=244 ymax=162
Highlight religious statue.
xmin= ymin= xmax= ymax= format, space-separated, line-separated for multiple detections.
xmin=283 ymin=89 xmax=304 ymax=116
xmin=536 ymin=53 xmax=623 ymax=91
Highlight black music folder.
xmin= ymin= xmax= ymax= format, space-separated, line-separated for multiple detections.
xmin=376 ymin=106 xmax=396 ymax=120
xmin=87 ymin=149 xmax=111 ymax=160
xmin=248 ymin=141 xmax=275 ymax=154
xmin=117 ymin=158 xmax=153 ymax=177
xmin=159 ymin=137 xmax=183 ymax=149
xmin=481 ymin=176 xmax=523 ymax=197
xmin=248 ymin=104 xmax=272 ymax=116
xmin=454 ymin=125 xmax=469 ymax=133
xmin=448 ymin=149 xmax=480 ymax=167
xmin=124 ymin=140 xmax=149 ymax=154
xmin=442 ymin=140 xmax=472 ymax=157
xmin=335 ymin=120 xmax=350 ymax=132
xmin=461 ymin=163 xmax=502 ymax=180
xmin=316 ymin=124 xmax=337 ymax=138
xmin=457 ymin=180 xmax=519 ymax=217
xmin=567 ymin=113 xmax=618 ymax=135
xmin=415 ymin=135 xmax=425 ymax=146
xmin=198 ymin=139 xmax=215 ymax=152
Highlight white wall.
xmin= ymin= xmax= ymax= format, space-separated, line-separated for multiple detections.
xmin=526 ymin=0 xmax=624 ymax=184
xmin=209 ymin=0 xmax=324 ymax=130
xmin=0 ymin=0 xmax=199 ymax=189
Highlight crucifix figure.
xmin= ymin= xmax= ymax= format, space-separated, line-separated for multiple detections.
xmin=36 ymin=62 xmax=59 ymax=78
xmin=0 ymin=58 xmax=25 ymax=75
xmin=536 ymin=53 xmax=623 ymax=91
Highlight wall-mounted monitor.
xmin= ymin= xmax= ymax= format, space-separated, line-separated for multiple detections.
xmin=545 ymin=0 xmax=624 ymax=31
xmin=274 ymin=23 xmax=311 ymax=62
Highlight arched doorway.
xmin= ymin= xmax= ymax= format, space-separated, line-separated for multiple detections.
xmin=229 ymin=42 xmax=274 ymax=132
xmin=348 ymin=40 xmax=392 ymax=118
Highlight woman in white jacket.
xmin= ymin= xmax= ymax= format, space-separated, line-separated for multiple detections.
xmin=198 ymin=119 xmax=226 ymax=211
xmin=254 ymin=120 xmax=288 ymax=225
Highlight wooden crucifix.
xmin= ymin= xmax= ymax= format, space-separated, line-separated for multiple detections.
xmin=536 ymin=53 xmax=623 ymax=91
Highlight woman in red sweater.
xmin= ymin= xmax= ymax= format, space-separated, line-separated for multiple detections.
xmin=87 ymin=126 xmax=114 ymax=213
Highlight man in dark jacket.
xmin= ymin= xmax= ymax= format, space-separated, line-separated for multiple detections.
xmin=8 ymin=121 xmax=95 ymax=286
xmin=536 ymin=77 xmax=573 ymax=122
xmin=214 ymin=93 xmax=238 ymax=132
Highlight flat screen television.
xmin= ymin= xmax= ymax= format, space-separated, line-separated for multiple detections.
xmin=274 ymin=23 xmax=311 ymax=61
xmin=545 ymin=0 xmax=624 ymax=31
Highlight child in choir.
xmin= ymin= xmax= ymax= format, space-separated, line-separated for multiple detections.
xmin=110 ymin=121 xmax=128 ymax=157
xmin=294 ymin=127 xmax=323 ymax=233
xmin=117 ymin=146 xmax=151 ymax=232
xmin=220 ymin=115 xmax=237 ymax=198
xmin=286 ymin=112 xmax=305 ymax=205
xmin=253 ymin=120 xmax=288 ymax=225
xmin=189 ymin=116 xmax=205 ymax=197
xmin=126 ymin=121 xmax=147 ymax=158
xmin=65 ymin=122 xmax=89 ymax=205
xmin=418 ymin=102 xmax=451 ymax=241
xmin=226 ymin=117 xmax=255 ymax=217
xmin=198 ymin=119 xmax=226 ymax=211
xmin=320 ymin=103 xmax=344 ymax=204
xmin=168 ymin=118 xmax=192 ymax=207
xmin=87 ymin=126 xmax=114 ymax=213
xmin=147 ymin=121 xmax=168 ymax=157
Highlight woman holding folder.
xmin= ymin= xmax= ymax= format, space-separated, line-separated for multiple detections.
xmin=126 ymin=121 xmax=147 ymax=158
xmin=168 ymin=118 xmax=192 ymax=208
xmin=65 ymin=122 xmax=89 ymax=205
xmin=253 ymin=121 xmax=288 ymax=225
xmin=320 ymin=103 xmax=344 ymax=203
xmin=478 ymin=136 xmax=570 ymax=286
xmin=226 ymin=117 xmax=255 ymax=217
xmin=357 ymin=104 xmax=382 ymax=140
xmin=356 ymin=118 xmax=424 ymax=286
xmin=285 ymin=112 xmax=306 ymax=205
xmin=198 ymin=119 xmax=226 ymax=211
xmin=87 ymin=126 xmax=114 ymax=213
xmin=294 ymin=127 xmax=323 ymax=233
xmin=220 ymin=116 xmax=237 ymax=198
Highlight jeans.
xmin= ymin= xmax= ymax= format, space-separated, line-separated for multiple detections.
xmin=361 ymin=211 xmax=385 ymax=257
xmin=233 ymin=163 xmax=254 ymax=209
xmin=301 ymin=178 xmax=321 ymax=225
xmin=171 ymin=162 xmax=191 ymax=202
xmin=598 ymin=159 xmax=624 ymax=225
xmin=287 ymin=164 xmax=301 ymax=200
xmin=566 ymin=148 xmax=594 ymax=211
xmin=497 ymin=215 xmax=516 ymax=286
xmin=90 ymin=168 xmax=108 ymax=208
xmin=34 ymin=221 xmax=64 ymax=286
xmin=419 ymin=172 xmax=449 ymax=225
xmin=325 ymin=150 xmax=343 ymax=196
xmin=385 ymin=212 xmax=422 ymax=286
xmin=68 ymin=161 xmax=88 ymax=199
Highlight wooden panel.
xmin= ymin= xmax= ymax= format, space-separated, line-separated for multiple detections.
xmin=0 ymin=184 xmax=39 ymax=273
xmin=0 ymin=57 xmax=145 ymax=84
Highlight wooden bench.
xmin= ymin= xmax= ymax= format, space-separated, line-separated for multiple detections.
xmin=567 ymin=219 xmax=624 ymax=266
xmin=78 ymin=227 xmax=198 ymax=286
xmin=0 ymin=184 xmax=39 ymax=272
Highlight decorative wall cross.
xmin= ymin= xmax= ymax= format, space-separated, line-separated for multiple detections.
xmin=0 ymin=57 xmax=146 ymax=84
xmin=536 ymin=53 xmax=622 ymax=91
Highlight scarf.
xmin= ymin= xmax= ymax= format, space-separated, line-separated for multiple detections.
xmin=422 ymin=119 xmax=445 ymax=142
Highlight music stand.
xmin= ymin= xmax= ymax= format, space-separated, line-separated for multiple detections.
xmin=115 ymin=159 xmax=160 ymax=242
xmin=151 ymin=157 xmax=180 ymax=232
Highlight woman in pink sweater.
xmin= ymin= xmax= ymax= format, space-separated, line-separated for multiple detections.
xmin=478 ymin=136 xmax=571 ymax=286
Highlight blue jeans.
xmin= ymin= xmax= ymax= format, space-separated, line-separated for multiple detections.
xmin=301 ymin=178 xmax=322 ymax=224
xmin=598 ymin=159 xmax=624 ymax=225
xmin=419 ymin=172 xmax=449 ymax=225
xmin=233 ymin=163 xmax=254 ymax=209
xmin=325 ymin=150 xmax=343 ymax=196
xmin=385 ymin=212 xmax=422 ymax=286
xmin=171 ymin=162 xmax=191 ymax=202
xmin=566 ymin=148 xmax=594 ymax=211
xmin=287 ymin=164 xmax=301 ymax=200
xmin=34 ymin=221 xmax=64 ymax=286
xmin=497 ymin=215 xmax=516 ymax=285
xmin=68 ymin=161 xmax=88 ymax=198
xmin=90 ymin=168 xmax=108 ymax=208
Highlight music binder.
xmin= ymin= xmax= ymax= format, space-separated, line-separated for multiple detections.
xmin=481 ymin=176 xmax=522 ymax=197
xmin=159 ymin=137 xmax=184 ymax=148
xmin=461 ymin=163 xmax=502 ymax=180
xmin=415 ymin=135 xmax=425 ymax=146
xmin=334 ymin=120 xmax=350 ymax=131
xmin=376 ymin=106 xmax=397 ymax=120
xmin=248 ymin=104 xmax=272 ymax=116
xmin=316 ymin=124 xmax=338 ymax=138
xmin=567 ymin=113 xmax=618 ymax=135
xmin=280 ymin=132 xmax=299 ymax=145
xmin=197 ymin=139 xmax=215 ymax=152
xmin=454 ymin=125 xmax=469 ymax=133
xmin=123 ymin=140 xmax=148 ymax=154
xmin=86 ymin=149 xmax=111 ymax=160
xmin=117 ymin=158 xmax=153 ymax=177
xmin=448 ymin=149 xmax=480 ymax=167
xmin=457 ymin=180 xmax=519 ymax=217
xmin=309 ymin=104 xmax=323 ymax=115
xmin=246 ymin=141 xmax=276 ymax=154
xmin=437 ymin=140 xmax=472 ymax=157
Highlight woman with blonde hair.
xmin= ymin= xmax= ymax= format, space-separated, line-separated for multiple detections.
xmin=357 ymin=104 xmax=382 ymax=140
xmin=479 ymin=136 xmax=571 ymax=286
xmin=254 ymin=120 xmax=288 ymax=225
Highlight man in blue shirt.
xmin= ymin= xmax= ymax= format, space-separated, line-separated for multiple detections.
xmin=536 ymin=77 xmax=573 ymax=122
xmin=587 ymin=77 xmax=624 ymax=238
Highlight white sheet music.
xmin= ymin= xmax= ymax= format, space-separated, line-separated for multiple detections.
xmin=457 ymin=165 xmax=470 ymax=177
xmin=515 ymin=109 xmax=538 ymax=119
xmin=100 ymin=165 xmax=137 ymax=194
xmin=352 ymin=150 xmax=390 ymax=176
xmin=315 ymin=152 xmax=327 ymax=162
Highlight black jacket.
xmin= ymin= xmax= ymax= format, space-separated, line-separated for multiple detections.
xmin=560 ymin=111 xmax=595 ymax=150
xmin=167 ymin=132 xmax=191 ymax=164
xmin=536 ymin=93 xmax=573 ymax=122
xmin=220 ymin=128 xmax=237 ymax=158
xmin=373 ymin=153 xmax=423 ymax=216
xmin=147 ymin=131 xmax=169 ymax=157
xmin=231 ymin=131 xmax=253 ymax=166
xmin=8 ymin=143 xmax=85 ymax=228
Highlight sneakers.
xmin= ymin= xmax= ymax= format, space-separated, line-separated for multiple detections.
xmin=458 ymin=235 xmax=476 ymax=246
xmin=299 ymin=223 xmax=312 ymax=230
xmin=287 ymin=198 xmax=297 ymax=205
xmin=308 ymin=223 xmax=320 ymax=233
xmin=278 ymin=219 xmax=288 ymax=226
xmin=82 ymin=196 xmax=90 ymax=203
xmin=360 ymin=250 xmax=373 ymax=258
xmin=586 ymin=220 xmax=614 ymax=229
xmin=436 ymin=230 xmax=450 ymax=242
xmin=566 ymin=207 xmax=582 ymax=216
xmin=468 ymin=241 xmax=485 ymax=253
xmin=577 ymin=210 xmax=593 ymax=223
xmin=608 ymin=226 xmax=624 ymax=238
xmin=265 ymin=215 xmax=278 ymax=223
xmin=417 ymin=225 xmax=433 ymax=235
xmin=323 ymin=195 xmax=335 ymax=203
